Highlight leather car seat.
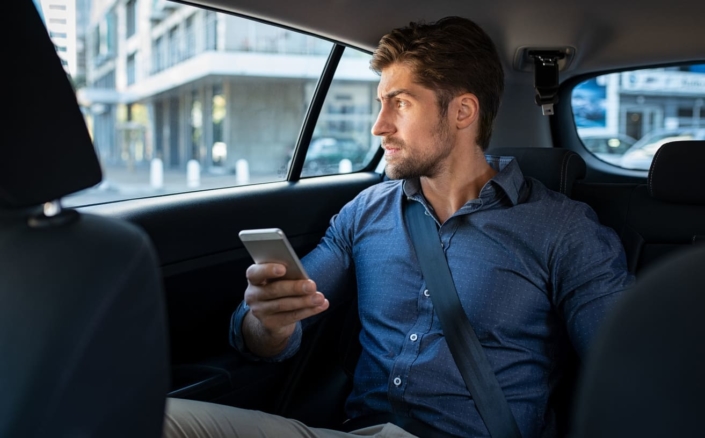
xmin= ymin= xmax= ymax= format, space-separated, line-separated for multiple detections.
xmin=572 ymin=244 xmax=705 ymax=437
xmin=621 ymin=140 xmax=705 ymax=272
xmin=0 ymin=1 xmax=169 ymax=436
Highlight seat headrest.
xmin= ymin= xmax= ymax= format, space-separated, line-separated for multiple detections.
xmin=648 ymin=140 xmax=705 ymax=204
xmin=573 ymin=244 xmax=705 ymax=438
xmin=0 ymin=0 xmax=101 ymax=209
xmin=489 ymin=147 xmax=586 ymax=197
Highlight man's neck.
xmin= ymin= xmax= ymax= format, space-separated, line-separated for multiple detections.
xmin=419 ymin=149 xmax=497 ymax=224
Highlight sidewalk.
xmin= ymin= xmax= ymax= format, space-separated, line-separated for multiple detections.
xmin=64 ymin=163 xmax=282 ymax=207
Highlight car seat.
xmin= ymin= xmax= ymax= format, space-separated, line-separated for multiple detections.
xmin=572 ymin=244 xmax=705 ymax=437
xmin=0 ymin=1 xmax=169 ymax=436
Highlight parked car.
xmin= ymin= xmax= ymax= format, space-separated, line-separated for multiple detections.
xmin=303 ymin=137 xmax=371 ymax=176
xmin=620 ymin=128 xmax=705 ymax=170
xmin=579 ymin=133 xmax=637 ymax=165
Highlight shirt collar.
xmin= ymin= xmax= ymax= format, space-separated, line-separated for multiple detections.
xmin=484 ymin=155 xmax=525 ymax=206
xmin=402 ymin=155 xmax=526 ymax=207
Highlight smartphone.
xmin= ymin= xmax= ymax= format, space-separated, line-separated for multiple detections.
xmin=238 ymin=228 xmax=309 ymax=281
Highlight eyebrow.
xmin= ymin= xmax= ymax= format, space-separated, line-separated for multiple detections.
xmin=376 ymin=89 xmax=416 ymax=102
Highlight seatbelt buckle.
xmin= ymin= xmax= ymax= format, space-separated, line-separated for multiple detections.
xmin=513 ymin=47 xmax=575 ymax=117
xmin=540 ymin=103 xmax=555 ymax=116
xmin=530 ymin=50 xmax=564 ymax=116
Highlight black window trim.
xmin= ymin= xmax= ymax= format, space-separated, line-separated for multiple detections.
xmin=287 ymin=44 xmax=345 ymax=182
xmin=553 ymin=60 xmax=705 ymax=183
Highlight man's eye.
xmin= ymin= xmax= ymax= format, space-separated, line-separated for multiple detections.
xmin=396 ymin=100 xmax=407 ymax=109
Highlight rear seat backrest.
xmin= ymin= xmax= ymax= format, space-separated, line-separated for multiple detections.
xmin=489 ymin=147 xmax=588 ymax=437
xmin=489 ymin=147 xmax=587 ymax=197
xmin=630 ymin=140 xmax=705 ymax=271
xmin=494 ymin=143 xmax=702 ymax=435
xmin=574 ymin=140 xmax=705 ymax=275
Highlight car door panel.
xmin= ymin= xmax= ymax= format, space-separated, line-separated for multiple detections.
xmin=79 ymin=172 xmax=380 ymax=413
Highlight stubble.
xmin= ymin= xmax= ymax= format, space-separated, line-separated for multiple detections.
xmin=384 ymin=117 xmax=453 ymax=180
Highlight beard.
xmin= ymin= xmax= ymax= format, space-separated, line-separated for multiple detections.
xmin=383 ymin=117 xmax=453 ymax=180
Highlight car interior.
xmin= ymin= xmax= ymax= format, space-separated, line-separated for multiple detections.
xmin=2 ymin=0 xmax=704 ymax=436
xmin=2 ymin=3 xmax=169 ymax=435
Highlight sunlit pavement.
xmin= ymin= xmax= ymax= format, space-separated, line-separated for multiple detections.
xmin=64 ymin=163 xmax=282 ymax=208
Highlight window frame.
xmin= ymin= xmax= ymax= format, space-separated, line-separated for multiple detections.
xmin=70 ymin=3 xmax=386 ymax=207
xmin=553 ymin=60 xmax=705 ymax=183
xmin=149 ymin=3 xmax=384 ymax=184
xmin=193 ymin=5 xmax=384 ymax=182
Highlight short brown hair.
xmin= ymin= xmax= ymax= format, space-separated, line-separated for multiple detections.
xmin=370 ymin=16 xmax=504 ymax=150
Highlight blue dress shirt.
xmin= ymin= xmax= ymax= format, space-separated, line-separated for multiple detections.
xmin=231 ymin=155 xmax=634 ymax=437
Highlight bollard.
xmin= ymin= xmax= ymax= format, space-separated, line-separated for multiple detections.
xmin=339 ymin=158 xmax=353 ymax=174
xmin=236 ymin=159 xmax=250 ymax=185
xmin=187 ymin=159 xmax=200 ymax=188
xmin=150 ymin=158 xmax=164 ymax=189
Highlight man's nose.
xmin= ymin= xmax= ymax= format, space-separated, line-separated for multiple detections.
xmin=371 ymin=108 xmax=393 ymax=137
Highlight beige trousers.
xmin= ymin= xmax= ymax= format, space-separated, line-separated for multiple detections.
xmin=163 ymin=398 xmax=418 ymax=438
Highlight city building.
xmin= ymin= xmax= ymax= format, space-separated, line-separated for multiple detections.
xmin=77 ymin=0 xmax=379 ymax=177
xmin=574 ymin=65 xmax=705 ymax=139
xmin=36 ymin=0 xmax=78 ymax=78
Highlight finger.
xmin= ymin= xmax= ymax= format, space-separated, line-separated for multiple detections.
xmin=249 ymin=278 xmax=318 ymax=302
xmin=255 ymin=298 xmax=330 ymax=330
xmin=251 ymin=292 xmax=326 ymax=315
xmin=245 ymin=263 xmax=286 ymax=285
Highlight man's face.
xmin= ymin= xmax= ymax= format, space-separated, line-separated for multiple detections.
xmin=372 ymin=63 xmax=454 ymax=180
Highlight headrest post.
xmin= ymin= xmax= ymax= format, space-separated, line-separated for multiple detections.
xmin=44 ymin=200 xmax=63 ymax=217
xmin=29 ymin=199 xmax=77 ymax=228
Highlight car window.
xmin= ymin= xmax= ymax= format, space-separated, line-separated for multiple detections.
xmin=301 ymin=48 xmax=380 ymax=177
xmin=34 ymin=0 xmax=335 ymax=206
xmin=572 ymin=64 xmax=705 ymax=170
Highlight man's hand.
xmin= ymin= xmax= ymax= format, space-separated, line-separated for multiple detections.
xmin=242 ymin=263 xmax=329 ymax=357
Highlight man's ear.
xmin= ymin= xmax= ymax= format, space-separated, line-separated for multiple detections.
xmin=454 ymin=93 xmax=480 ymax=129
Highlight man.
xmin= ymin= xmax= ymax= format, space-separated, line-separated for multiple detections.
xmin=164 ymin=16 xmax=633 ymax=438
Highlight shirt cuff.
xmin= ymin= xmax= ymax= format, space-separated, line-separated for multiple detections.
xmin=229 ymin=300 xmax=303 ymax=362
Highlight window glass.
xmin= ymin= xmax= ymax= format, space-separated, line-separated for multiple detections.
xmin=126 ymin=53 xmax=136 ymax=85
xmin=33 ymin=0 xmax=334 ymax=206
xmin=126 ymin=0 xmax=136 ymax=38
xmin=572 ymin=64 xmax=705 ymax=170
xmin=301 ymin=48 xmax=380 ymax=177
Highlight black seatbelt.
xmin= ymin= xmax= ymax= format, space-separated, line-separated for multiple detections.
xmin=404 ymin=200 xmax=522 ymax=438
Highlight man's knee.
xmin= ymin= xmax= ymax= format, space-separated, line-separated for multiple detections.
xmin=163 ymin=398 xmax=256 ymax=438
xmin=162 ymin=398 xmax=416 ymax=438
xmin=162 ymin=397 xmax=334 ymax=438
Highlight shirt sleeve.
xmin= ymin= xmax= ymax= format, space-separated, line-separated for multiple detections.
xmin=551 ymin=202 xmax=635 ymax=358
xmin=229 ymin=300 xmax=303 ymax=362
xmin=229 ymin=197 xmax=359 ymax=361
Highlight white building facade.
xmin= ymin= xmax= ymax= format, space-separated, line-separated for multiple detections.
xmin=77 ymin=0 xmax=379 ymax=177
xmin=37 ymin=0 xmax=78 ymax=77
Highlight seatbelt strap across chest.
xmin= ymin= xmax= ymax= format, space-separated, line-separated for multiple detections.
xmin=404 ymin=200 xmax=522 ymax=438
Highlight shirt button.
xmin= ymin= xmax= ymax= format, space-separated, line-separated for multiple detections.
xmin=393 ymin=377 xmax=402 ymax=386
xmin=423 ymin=289 xmax=430 ymax=297
xmin=410 ymin=334 xmax=418 ymax=342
